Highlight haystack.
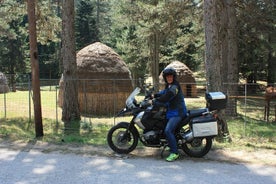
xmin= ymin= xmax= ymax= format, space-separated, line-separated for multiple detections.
xmin=0 ymin=72 xmax=9 ymax=93
xmin=59 ymin=42 xmax=133 ymax=116
xmin=159 ymin=61 xmax=197 ymax=97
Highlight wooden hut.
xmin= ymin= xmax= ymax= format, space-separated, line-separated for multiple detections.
xmin=0 ymin=72 xmax=9 ymax=93
xmin=59 ymin=42 xmax=133 ymax=116
xmin=159 ymin=61 xmax=197 ymax=97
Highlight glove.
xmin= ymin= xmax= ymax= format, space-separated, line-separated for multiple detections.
xmin=145 ymin=94 xmax=153 ymax=99
xmin=153 ymin=93 xmax=161 ymax=98
xmin=152 ymin=99 xmax=166 ymax=108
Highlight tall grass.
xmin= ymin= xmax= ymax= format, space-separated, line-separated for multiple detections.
xmin=224 ymin=117 xmax=276 ymax=150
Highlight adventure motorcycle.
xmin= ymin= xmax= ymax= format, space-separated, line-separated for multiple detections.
xmin=107 ymin=87 xmax=227 ymax=158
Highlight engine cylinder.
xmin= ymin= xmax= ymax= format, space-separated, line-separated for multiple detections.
xmin=183 ymin=130 xmax=194 ymax=142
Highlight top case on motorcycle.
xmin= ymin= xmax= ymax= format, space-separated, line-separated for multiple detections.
xmin=205 ymin=92 xmax=227 ymax=111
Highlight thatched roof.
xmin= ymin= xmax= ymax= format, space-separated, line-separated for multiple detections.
xmin=0 ymin=72 xmax=9 ymax=93
xmin=58 ymin=42 xmax=133 ymax=115
xmin=77 ymin=42 xmax=131 ymax=79
xmin=159 ymin=61 xmax=195 ymax=83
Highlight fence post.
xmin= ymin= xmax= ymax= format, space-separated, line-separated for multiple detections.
xmin=243 ymin=83 xmax=247 ymax=136
xmin=56 ymin=85 xmax=59 ymax=130
xmin=4 ymin=92 xmax=6 ymax=119
xmin=113 ymin=79 xmax=116 ymax=120
xmin=28 ymin=74 xmax=32 ymax=123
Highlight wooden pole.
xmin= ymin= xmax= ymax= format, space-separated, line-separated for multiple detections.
xmin=27 ymin=0 xmax=43 ymax=137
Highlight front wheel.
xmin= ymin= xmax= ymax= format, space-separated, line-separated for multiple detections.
xmin=107 ymin=122 xmax=139 ymax=154
xmin=182 ymin=137 xmax=213 ymax=158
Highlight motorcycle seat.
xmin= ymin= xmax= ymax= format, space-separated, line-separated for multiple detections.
xmin=188 ymin=108 xmax=208 ymax=118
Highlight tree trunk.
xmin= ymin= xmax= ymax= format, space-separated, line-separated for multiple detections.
xmin=218 ymin=0 xmax=238 ymax=116
xmin=150 ymin=32 xmax=160 ymax=91
xmin=226 ymin=0 xmax=238 ymax=116
xmin=27 ymin=0 xmax=43 ymax=137
xmin=204 ymin=0 xmax=233 ymax=141
xmin=267 ymin=31 xmax=276 ymax=85
xmin=61 ymin=0 xmax=80 ymax=134
xmin=204 ymin=0 xmax=222 ymax=92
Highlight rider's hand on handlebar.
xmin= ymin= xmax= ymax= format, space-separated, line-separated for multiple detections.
xmin=145 ymin=94 xmax=154 ymax=99
xmin=153 ymin=93 xmax=161 ymax=98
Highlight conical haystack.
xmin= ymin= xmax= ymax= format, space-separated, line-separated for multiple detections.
xmin=0 ymin=72 xmax=9 ymax=93
xmin=159 ymin=61 xmax=197 ymax=97
xmin=59 ymin=42 xmax=133 ymax=116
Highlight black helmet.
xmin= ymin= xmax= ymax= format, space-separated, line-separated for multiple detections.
xmin=162 ymin=68 xmax=177 ymax=82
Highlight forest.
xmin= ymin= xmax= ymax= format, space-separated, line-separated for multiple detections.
xmin=0 ymin=0 xmax=275 ymax=84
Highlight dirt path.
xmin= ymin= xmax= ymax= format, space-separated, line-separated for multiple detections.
xmin=0 ymin=139 xmax=275 ymax=166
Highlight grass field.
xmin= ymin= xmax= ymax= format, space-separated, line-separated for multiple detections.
xmin=0 ymin=116 xmax=275 ymax=151
xmin=0 ymin=90 xmax=276 ymax=151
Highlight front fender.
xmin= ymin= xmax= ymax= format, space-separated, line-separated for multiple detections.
xmin=116 ymin=122 xmax=139 ymax=137
xmin=116 ymin=108 xmax=132 ymax=117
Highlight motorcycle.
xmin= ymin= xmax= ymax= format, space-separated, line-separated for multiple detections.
xmin=107 ymin=87 xmax=227 ymax=158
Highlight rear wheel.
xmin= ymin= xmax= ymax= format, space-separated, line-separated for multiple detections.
xmin=107 ymin=122 xmax=139 ymax=154
xmin=182 ymin=137 xmax=212 ymax=158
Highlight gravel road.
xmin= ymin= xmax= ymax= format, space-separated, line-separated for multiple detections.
xmin=0 ymin=141 xmax=275 ymax=184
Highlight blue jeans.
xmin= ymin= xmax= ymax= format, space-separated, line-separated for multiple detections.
xmin=164 ymin=116 xmax=182 ymax=154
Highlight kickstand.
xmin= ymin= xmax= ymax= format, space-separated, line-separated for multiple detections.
xmin=161 ymin=144 xmax=169 ymax=158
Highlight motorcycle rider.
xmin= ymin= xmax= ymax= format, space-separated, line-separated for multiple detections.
xmin=154 ymin=68 xmax=187 ymax=161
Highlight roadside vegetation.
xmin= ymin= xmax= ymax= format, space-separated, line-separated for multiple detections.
xmin=1 ymin=84 xmax=275 ymax=151
xmin=1 ymin=98 xmax=275 ymax=152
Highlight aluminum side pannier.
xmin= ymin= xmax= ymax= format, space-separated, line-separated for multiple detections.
xmin=191 ymin=115 xmax=218 ymax=137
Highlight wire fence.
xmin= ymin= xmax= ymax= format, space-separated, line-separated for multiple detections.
xmin=1 ymin=75 xmax=276 ymax=131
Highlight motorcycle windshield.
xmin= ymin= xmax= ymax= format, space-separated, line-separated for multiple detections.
xmin=126 ymin=87 xmax=141 ymax=108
